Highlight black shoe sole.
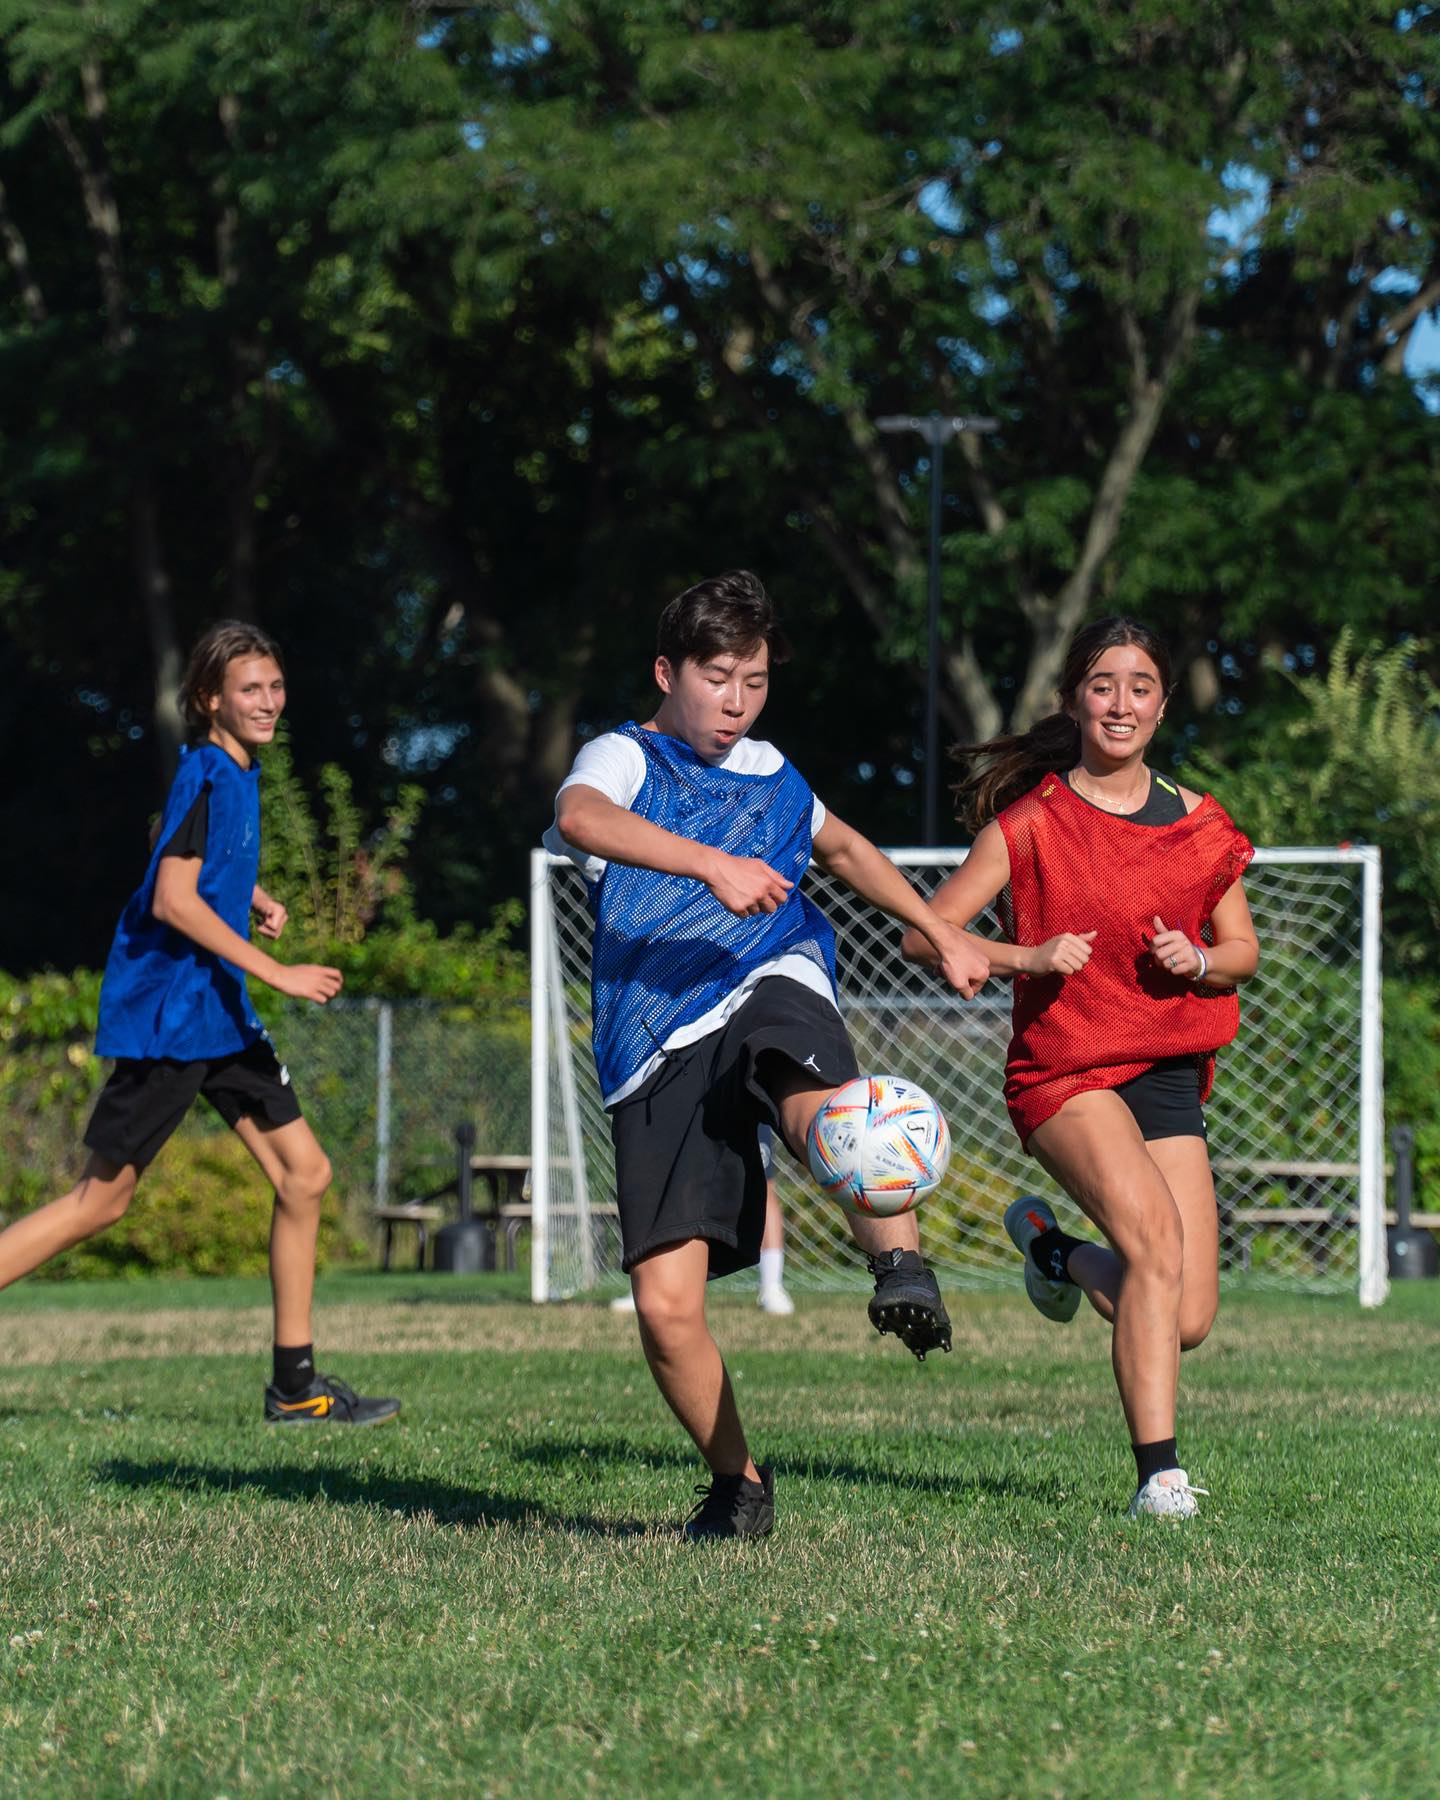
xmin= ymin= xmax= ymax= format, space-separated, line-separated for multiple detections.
xmin=264 ymin=1406 xmax=401 ymax=1428
xmin=868 ymin=1299 xmax=953 ymax=1362
xmin=683 ymin=1507 xmax=775 ymax=1541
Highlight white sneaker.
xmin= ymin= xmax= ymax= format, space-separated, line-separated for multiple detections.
xmin=757 ymin=1285 xmax=795 ymax=1316
xmin=609 ymin=1291 xmax=636 ymax=1313
xmin=1002 ymin=1196 xmax=1081 ymax=1323
xmin=1128 ymin=1467 xmax=1208 ymax=1519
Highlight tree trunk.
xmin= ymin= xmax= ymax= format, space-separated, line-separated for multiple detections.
xmin=216 ymin=92 xmax=263 ymax=622
xmin=1009 ymin=288 xmax=1202 ymax=729
xmin=49 ymin=59 xmax=185 ymax=771
xmin=133 ymin=487 xmax=187 ymax=755
xmin=0 ymin=176 xmax=47 ymax=325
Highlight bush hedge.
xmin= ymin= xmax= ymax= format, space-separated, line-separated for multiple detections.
xmin=0 ymin=965 xmax=527 ymax=1280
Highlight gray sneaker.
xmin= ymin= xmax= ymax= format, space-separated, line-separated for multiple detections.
xmin=1003 ymin=1196 xmax=1082 ymax=1323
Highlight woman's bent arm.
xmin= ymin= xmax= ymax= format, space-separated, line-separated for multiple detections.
xmin=898 ymin=822 xmax=1040 ymax=977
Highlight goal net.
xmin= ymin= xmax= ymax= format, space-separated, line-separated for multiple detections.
xmin=530 ymin=846 xmax=1385 ymax=1307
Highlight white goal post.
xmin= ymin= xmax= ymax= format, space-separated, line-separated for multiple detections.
xmin=530 ymin=846 xmax=1386 ymax=1308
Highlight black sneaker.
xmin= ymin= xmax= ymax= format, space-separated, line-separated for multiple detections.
xmin=682 ymin=1464 xmax=775 ymax=1540
xmin=866 ymin=1249 xmax=952 ymax=1361
xmin=264 ymin=1373 xmax=401 ymax=1427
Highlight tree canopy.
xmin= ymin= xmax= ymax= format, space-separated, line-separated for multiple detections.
xmin=2 ymin=0 xmax=1438 ymax=970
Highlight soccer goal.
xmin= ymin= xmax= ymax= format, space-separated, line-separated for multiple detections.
xmin=530 ymin=846 xmax=1386 ymax=1307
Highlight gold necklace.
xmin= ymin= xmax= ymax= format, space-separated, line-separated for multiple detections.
xmin=1069 ymin=766 xmax=1151 ymax=815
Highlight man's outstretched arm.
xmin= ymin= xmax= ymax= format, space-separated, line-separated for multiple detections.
xmin=811 ymin=811 xmax=990 ymax=997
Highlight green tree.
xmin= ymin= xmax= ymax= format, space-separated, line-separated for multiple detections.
xmin=3 ymin=0 xmax=1439 ymax=973
xmin=455 ymin=1 xmax=1440 ymax=733
xmin=1184 ymin=633 xmax=1440 ymax=966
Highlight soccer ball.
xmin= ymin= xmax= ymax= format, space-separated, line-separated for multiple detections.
xmin=806 ymin=1075 xmax=951 ymax=1217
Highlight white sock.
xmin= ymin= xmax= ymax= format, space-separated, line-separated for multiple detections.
xmin=759 ymin=1247 xmax=784 ymax=1292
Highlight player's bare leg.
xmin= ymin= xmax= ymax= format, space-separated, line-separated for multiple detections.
xmin=1147 ymin=1135 xmax=1219 ymax=1351
xmin=232 ymin=1114 xmax=332 ymax=1348
xmin=0 ymin=1153 xmax=139 ymax=1288
xmin=235 ymin=1113 xmax=399 ymax=1427
xmin=761 ymin=1187 xmax=784 ymax=1254
xmin=757 ymin=1181 xmax=794 ymax=1314
xmin=1029 ymin=1094 xmax=1208 ymax=1517
xmin=1029 ymin=1092 xmax=1184 ymax=1445
xmin=629 ymin=1236 xmax=758 ymax=1481
xmin=1018 ymin=1136 xmax=1218 ymax=1354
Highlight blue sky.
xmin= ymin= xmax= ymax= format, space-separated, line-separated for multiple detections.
xmin=1212 ymin=165 xmax=1439 ymax=398
xmin=1406 ymin=313 xmax=1440 ymax=382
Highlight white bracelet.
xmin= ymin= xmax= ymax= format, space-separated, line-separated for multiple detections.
xmin=1191 ymin=945 xmax=1208 ymax=983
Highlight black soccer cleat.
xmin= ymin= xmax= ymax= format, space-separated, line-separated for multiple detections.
xmin=264 ymin=1372 xmax=401 ymax=1427
xmin=866 ymin=1249 xmax=953 ymax=1362
xmin=682 ymin=1463 xmax=775 ymax=1540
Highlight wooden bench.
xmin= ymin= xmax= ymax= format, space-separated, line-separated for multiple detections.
xmin=1228 ymin=1207 xmax=1440 ymax=1229
xmin=496 ymin=1198 xmax=622 ymax=1272
xmin=373 ymin=1203 xmax=445 ymax=1271
xmin=1211 ymin=1157 xmax=1430 ymax=1273
xmin=386 ymin=1130 xmax=623 ymax=1275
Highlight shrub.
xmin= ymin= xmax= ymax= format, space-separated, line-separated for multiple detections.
xmin=1383 ymin=975 xmax=1440 ymax=1202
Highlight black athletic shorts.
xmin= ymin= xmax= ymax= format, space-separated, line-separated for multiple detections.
xmin=1113 ymin=1055 xmax=1206 ymax=1141
xmin=84 ymin=1035 xmax=303 ymax=1170
xmin=609 ymin=976 xmax=859 ymax=1278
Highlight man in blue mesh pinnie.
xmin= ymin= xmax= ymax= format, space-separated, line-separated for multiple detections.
xmin=545 ymin=570 xmax=990 ymax=1538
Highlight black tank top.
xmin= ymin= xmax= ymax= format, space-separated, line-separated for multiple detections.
xmin=1065 ymin=770 xmax=1189 ymax=826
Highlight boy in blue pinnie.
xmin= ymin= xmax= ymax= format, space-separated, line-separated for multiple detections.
xmin=0 ymin=622 xmax=399 ymax=1426
xmin=546 ymin=571 xmax=990 ymax=1537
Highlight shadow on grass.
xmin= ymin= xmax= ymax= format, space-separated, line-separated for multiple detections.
xmin=93 ymin=1457 xmax=652 ymax=1538
xmin=313 ymin=1272 xmax=532 ymax=1309
xmin=514 ymin=1436 xmax=1063 ymax=1503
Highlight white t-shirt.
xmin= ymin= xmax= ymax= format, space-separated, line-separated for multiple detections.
xmin=543 ymin=729 xmax=837 ymax=1105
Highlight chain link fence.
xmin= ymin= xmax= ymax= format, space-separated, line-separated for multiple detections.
xmin=269 ymin=999 xmax=532 ymax=1223
xmin=0 ymin=999 xmax=531 ymax=1266
xmin=534 ymin=847 xmax=1385 ymax=1304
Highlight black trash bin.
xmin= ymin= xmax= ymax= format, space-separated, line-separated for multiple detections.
xmin=1386 ymin=1124 xmax=1437 ymax=1280
xmin=433 ymin=1122 xmax=495 ymax=1273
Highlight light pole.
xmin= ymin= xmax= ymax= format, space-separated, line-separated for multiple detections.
xmin=876 ymin=412 xmax=999 ymax=845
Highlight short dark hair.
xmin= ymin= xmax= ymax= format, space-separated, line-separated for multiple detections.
xmin=179 ymin=620 xmax=286 ymax=733
xmin=656 ymin=570 xmax=792 ymax=671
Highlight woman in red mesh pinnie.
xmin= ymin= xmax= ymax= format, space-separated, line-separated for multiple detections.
xmin=902 ymin=618 xmax=1258 ymax=1519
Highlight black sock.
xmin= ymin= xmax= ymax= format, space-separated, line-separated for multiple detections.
xmin=1133 ymin=1437 xmax=1180 ymax=1487
xmin=1028 ymin=1227 xmax=1087 ymax=1285
xmin=273 ymin=1342 xmax=315 ymax=1396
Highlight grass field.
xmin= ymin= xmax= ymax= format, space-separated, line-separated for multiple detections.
xmin=2 ymin=1272 xmax=1439 ymax=1797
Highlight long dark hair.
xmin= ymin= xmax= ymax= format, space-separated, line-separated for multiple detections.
xmin=179 ymin=620 xmax=285 ymax=734
xmin=951 ymin=616 xmax=1173 ymax=832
